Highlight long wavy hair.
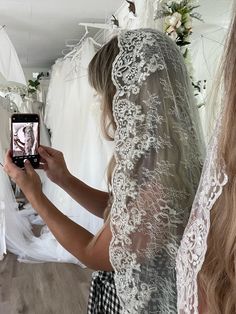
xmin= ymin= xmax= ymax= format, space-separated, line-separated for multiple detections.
xmin=198 ymin=12 xmax=236 ymax=314
xmin=88 ymin=36 xmax=118 ymax=142
xmin=88 ymin=37 xmax=119 ymax=218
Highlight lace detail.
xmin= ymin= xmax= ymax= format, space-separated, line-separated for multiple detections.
xmin=176 ymin=115 xmax=228 ymax=313
xmin=110 ymin=29 xmax=204 ymax=313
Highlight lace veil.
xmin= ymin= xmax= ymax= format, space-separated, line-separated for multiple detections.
xmin=176 ymin=5 xmax=235 ymax=313
xmin=109 ymin=29 xmax=204 ymax=313
xmin=176 ymin=114 xmax=228 ymax=313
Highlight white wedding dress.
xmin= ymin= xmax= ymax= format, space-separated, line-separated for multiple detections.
xmin=0 ymin=26 xmax=26 ymax=85
xmin=39 ymin=37 xmax=113 ymax=262
xmin=44 ymin=37 xmax=113 ymax=236
xmin=0 ymin=38 xmax=112 ymax=264
xmin=0 ymin=96 xmax=70 ymax=263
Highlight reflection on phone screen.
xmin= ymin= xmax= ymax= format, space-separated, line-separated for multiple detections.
xmin=12 ymin=122 xmax=39 ymax=158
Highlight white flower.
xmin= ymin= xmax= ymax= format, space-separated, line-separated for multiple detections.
xmin=167 ymin=30 xmax=178 ymax=41
xmin=166 ymin=25 xmax=175 ymax=34
xmin=167 ymin=0 xmax=183 ymax=4
xmin=185 ymin=20 xmax=192 ymax=29
xmin=167 ymin=12 xmax=182 ymax=29
xmin=184 ymin=15 xmax=192 ymax=29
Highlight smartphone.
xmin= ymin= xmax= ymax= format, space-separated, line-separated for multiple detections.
xmin=11 ymin=113 xmax=40 ymax=168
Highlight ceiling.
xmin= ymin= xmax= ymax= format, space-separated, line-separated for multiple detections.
xmin=0 ymin=0 xmax=234 ymax=70
xmin=0 ymin=0 xmax=123 ymax=68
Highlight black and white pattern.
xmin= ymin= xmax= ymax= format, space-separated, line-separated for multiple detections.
xmin=87 ymin=271 xmax=121 ymax=314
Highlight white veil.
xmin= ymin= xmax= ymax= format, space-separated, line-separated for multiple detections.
xmin=176 ymin=114 xmax=228 ymax=313
xmin=109 ymin=29 xmax=204 ymax=313
xmin=176 ymin=8 xmax=236 ymax=312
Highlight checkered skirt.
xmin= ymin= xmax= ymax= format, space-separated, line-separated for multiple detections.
xmin=87 ymin=271 xmax=121 ymax=314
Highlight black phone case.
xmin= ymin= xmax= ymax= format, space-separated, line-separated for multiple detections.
xmin=11 ymin=113 xmax=40 ymax=169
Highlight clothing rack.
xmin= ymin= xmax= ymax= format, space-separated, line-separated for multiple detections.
xmin=62 ymin=25 xmax=103 ymax=59
xmin=78 ymin=22 xmax=111 ymax=30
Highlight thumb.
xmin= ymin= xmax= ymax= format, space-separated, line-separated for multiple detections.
xmin=24 ymin=159 xmax=35 ymax=175
xmin=38 ymin=146 xmax=51 ymax=162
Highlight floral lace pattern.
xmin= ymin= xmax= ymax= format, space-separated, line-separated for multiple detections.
xmin=176 ymin=115 xmax=228 ymax=314
xmin=109 ymin=29 xmax=204 ymax=313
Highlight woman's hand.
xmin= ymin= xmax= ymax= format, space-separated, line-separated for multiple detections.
xmin=38 ymin=146 xmax=71 ymax=186
xmin=4 ymin=150 xmax=42 ymax=204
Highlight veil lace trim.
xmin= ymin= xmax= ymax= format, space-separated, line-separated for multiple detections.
xmin=110 ymin=29 xmax=204 ymax=313
xmin=176 ymin=115 xmax=228 ymax=313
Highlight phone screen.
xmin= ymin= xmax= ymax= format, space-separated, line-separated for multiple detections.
xmin=11 ymin=114 xmax=40 ymax=168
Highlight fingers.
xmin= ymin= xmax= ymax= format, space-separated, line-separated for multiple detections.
xmin=24 ymin=159 xmax=35 ymax=175
xmin=38 ymin=162 xmax=48 ymax=171
xmin=39 ymin=156 xmax=46 ymax=163
xmin=39 ymin=145 xmax=61 ymax=157
xmin=4 ymin=149 xmax=20 ymax=172
xmin=38 ymin=146 xmax=52 ymax=161
xmin=5 ymin=149 xmax=13 ymax=164
xmin=4 ymin=149 xmax=22 ymax=180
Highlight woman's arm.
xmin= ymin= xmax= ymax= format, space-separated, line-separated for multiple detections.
xmin=38 ymin=146 xmax=109 ymax=219
xmin=31 ymin=192 xmax=112 ymax=270
xmin=4 ymin=152 xmax=112 ymax=271
xmin=57 ymin=173 xmax=109 ymax=219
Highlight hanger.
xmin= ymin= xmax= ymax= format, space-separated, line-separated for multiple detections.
xmin=78 ymin=22 xmax=111 ymax=30
xmin=110 ymin=15 xmax=119 ymax=28
xmin=126 ymin=0 xmax=136 ymax=15
xmin=63 ymin=25 xmax=89 ymax=60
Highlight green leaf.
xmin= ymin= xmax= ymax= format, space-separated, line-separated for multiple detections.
xmin=183 ymin=48 xmax=189 ymax=58
xmin=178 ymin=41 xmax=191 ymax=46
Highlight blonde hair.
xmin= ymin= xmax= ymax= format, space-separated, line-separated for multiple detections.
xmin=88 ymin=37 xmax=119 ymax=219
xmin=199 ymin=12 xmax=236 ymax=314
xmin=88 ymin=36 xmax=119 ymax=141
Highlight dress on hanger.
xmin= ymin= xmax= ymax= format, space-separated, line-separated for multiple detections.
xmin=34 ymin=37 xmax=113 ymax=262
xmin=0 ymin=37 xmax=112 ymax=265
xmin=0 ymin=26 xmax=26 ymax=85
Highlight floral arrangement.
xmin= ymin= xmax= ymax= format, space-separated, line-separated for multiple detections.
xmin=155 ymin=0 xmax=205 ymax=107
xmin=155 ymin=0 xmax=203 ymax=58
xmin=28 ymin=72 xmax=44 ymax=95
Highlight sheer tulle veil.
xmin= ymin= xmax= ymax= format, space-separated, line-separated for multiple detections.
xmin=176 ymin=7 xmax=236 ymax=313
xmin=109 ymin=29 xmax=204 ymax=313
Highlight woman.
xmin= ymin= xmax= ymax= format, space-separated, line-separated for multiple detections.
xmin=176 ymin=11 xmax=236 ymax=314
xmin=4 ymin=29 xmax=203 ymax=313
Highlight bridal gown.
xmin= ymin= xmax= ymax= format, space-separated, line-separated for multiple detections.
xmin=0 ymin=96 xmax=67 ymax=263
xmin=0 ymin=37 xmax=112 ymax=264
xmin=44 ymin=37 xmax=113 ymax=246
xmin=0 ymin=26 xmax=26 ymax=85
